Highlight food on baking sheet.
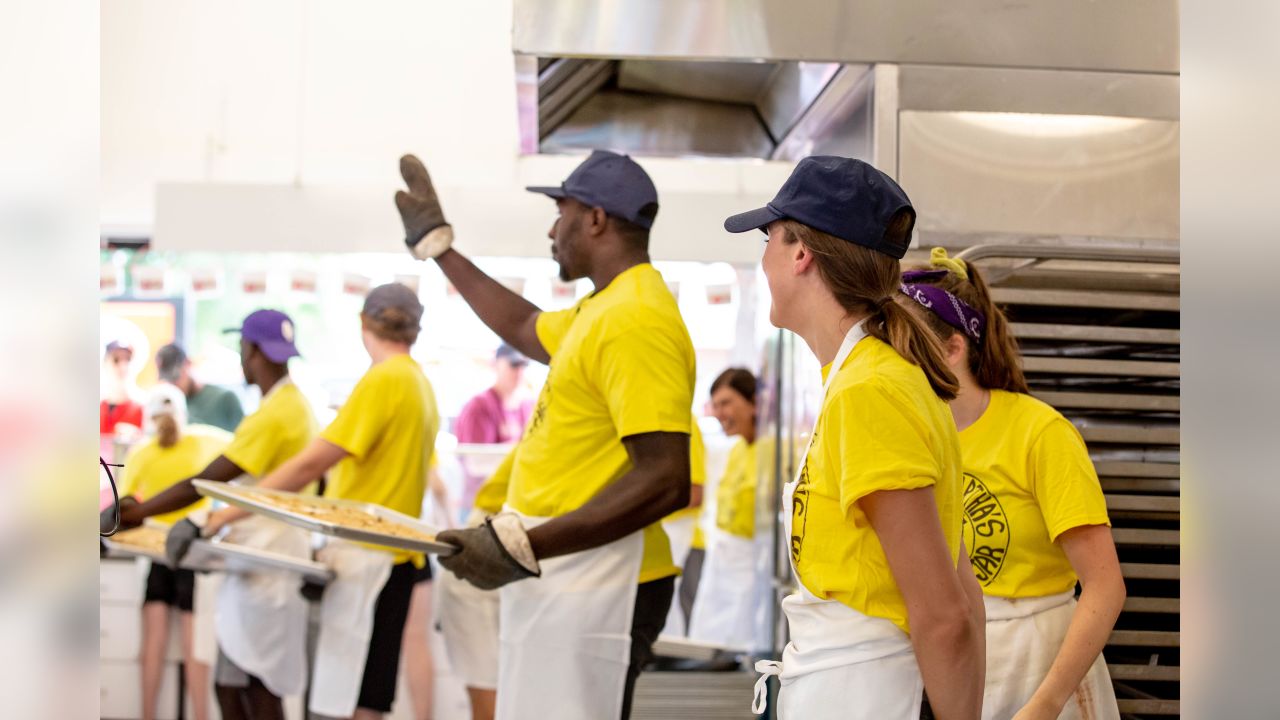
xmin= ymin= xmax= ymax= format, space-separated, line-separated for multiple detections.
xmin=111 ymin=526 xmax=169 ymax=556
xmin=243 ymin=490 xmax=437 ymax=543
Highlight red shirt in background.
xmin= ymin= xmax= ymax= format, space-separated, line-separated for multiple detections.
xmin=100 ymin=400 xmax=143 ymax=435
xmin=454 ymin=388 xmax=532 ymax=509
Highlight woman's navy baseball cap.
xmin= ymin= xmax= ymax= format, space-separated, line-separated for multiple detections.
xmin=527 ymin=150 xmax=660 ymax=229
xmin=724 ymin=156 xmax=915 ymax=259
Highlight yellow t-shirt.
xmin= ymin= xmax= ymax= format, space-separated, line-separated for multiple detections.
xmin=515 ymin=263 xmax=696 ymax=584
xmin=715 ymin=436 xmax=758 ymax=539
xmin=122 ymin=428 xmax=231 ymax=526
xmin=322 ymin=354 xmax=440 ymax=565
xmin=959 ymin=390 xmax=1111 ymax=598
xmin=222 ymin=380 xmax=318 ymax=493
xmin=792 ymin=336 xmax=963 ymax=635
xmin=664 ymin=419 xmax=708 ymax=550
xmin=473 ymin=446 xmax=515 ymax=516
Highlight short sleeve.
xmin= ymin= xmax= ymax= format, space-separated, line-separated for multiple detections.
xmin=119 ymin=444 xmax=151 ymax=497
xmin=221 ymin=412 xmax=277 ymax=478
xmin=535 ymin=307 xmax=578 ymax=357
xmin=832 ymin=383 xmax=940 ymax=516
xmin=321 ymin=369 xmax=396 ymax=459
xmin=596 ymin=323 xmax=692 ymax=438
xmin=1031 ymin=418 xmax=1111 ymax=541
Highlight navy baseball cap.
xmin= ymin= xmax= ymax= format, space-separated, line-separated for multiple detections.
xmin=224 ymin=309 xmax=300 ymax=363
xmin=527 ymin=150 xmax=660 ymax=229
xmin=495 ymin=343 xmax=528 ymax=366
xmin=723 ymin=156 xmax=915 ymax=259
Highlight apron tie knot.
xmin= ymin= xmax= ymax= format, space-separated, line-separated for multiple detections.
xmin=751 ymin=659 xmax=783 ymax=714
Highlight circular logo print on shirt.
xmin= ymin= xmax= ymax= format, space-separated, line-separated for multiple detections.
xmin=961 ymin=472 xmax=1010 ymax=587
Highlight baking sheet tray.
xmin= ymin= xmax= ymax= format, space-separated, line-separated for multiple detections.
xmin=185 ymin=539 xmax=334 ymax=584
xmin=102 ymin=525 xmax=171 ymax=565
xmin=194 ymin=480 xmax=456 ymax=556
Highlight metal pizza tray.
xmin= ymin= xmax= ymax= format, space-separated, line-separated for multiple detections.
xmin=185 ymin=538 xmax=334 ymax=584
xmin=102 ymin=523 xmax=171 ymax=565
xmin=193 ymin=480 xmax=456 ymax=556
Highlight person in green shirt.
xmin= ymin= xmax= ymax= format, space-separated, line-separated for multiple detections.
xmin=156 ymin=343 xmax=245 ymax=432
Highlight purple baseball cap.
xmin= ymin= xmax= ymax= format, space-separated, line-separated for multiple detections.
xmin=224 ymin=309 xmax=300 ymax=363
xmin=526 ymin=150 xmax=660 ymax=229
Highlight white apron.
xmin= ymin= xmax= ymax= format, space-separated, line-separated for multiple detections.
xmin=687 ymin=527 xmax=757 ymax=651
xmin=308 ymin=539 xmax=394 ymax=718
xmin=660 ymin=514 xmax=695 ymax=636
xmin=753 ymin=322 xmax=925 ymax=719
xmin=215 ymin=514 xmax=311 ymax=698
xmin=983 ymin=591 xmax=1120 ymax=720
xmin=496 ymin=510 xmax=645 ymax=720
xmin=436 ymin=567 xmax=500 ymax=690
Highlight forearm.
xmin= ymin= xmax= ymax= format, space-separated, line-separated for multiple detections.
xmin=435 ymin=249 xmax=548 ymax=363
xmin=911 ymin=613 xmax=983 ymax=720
xmin=1030 ymin=579 xmax=1125 ymax=711
xmin=527 ymin=466 xmax=689 ymax=560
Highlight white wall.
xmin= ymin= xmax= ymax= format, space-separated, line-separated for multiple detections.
xmin=102 ymin=0 xmax=793 ymax=262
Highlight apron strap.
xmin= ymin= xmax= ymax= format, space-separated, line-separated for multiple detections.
xmin=751 ymin=659 xmax=783 ymax=714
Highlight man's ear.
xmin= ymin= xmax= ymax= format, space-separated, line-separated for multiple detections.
xmin=587 ymin=206 xmax=609 ymax=237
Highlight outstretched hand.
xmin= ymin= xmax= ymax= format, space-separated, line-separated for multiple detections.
xmin=395 ymin=154 xmax=454 ymax=259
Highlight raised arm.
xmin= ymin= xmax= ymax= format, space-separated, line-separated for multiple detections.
xmin=863 ymin=488 xmax=983 ymax=720
xmin=394 ymin=153 xmax=547 ymax=362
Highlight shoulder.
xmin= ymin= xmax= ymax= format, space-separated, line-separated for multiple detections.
xmin=993 ymin=390 xmax=1065 ymax=433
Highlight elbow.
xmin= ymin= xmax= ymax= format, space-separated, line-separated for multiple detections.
xmin=912 ymin=600 xmax=980 ymax=654
xmin=655 ymin=467 xmax=691 ymax=517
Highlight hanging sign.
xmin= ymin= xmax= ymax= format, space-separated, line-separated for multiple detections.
xmin=343 ymin=273 xmax=371 ymax=297
xmin=132 ymin=265 xmax=167 ymax=295
xmin=706 ymin=283 xmax=733 ymax=305
xmin=291 ymin=270 xmax=318 ymax=293
xmin=100 ymin=263 xmax=120 ymax=295
xmin=242 ymin=271 xmax=268 ymax=294
xmin=190 ymin=267 xmax=220 ymax=293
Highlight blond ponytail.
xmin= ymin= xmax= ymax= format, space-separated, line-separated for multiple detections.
xmin=155 ymin=413 xmax=180 ymax=448
xmin=779 ymin=219 xmax=959 ymax=400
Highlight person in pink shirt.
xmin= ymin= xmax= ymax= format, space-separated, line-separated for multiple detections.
xmin=454 ymin=344 xmax=532 ymax=513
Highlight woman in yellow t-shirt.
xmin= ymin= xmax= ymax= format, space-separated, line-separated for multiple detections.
xmin=204 ymin=284 xmax=441 ymax=720
xmin=901 ymin=248 xmax=1125 ymax=720
xmin=724 ymin=156 xmax=984 ymax=719
xmin=121 ymin=385 xmax=229 ymax=720
xmin=688 ymin=368 xmax=763 ymax=649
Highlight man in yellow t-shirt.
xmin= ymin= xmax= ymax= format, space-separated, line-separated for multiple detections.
xmin=113 ymin=309 xmax=320 ymax=719
xmin=397 ymin=150 xmax=695 ymax=720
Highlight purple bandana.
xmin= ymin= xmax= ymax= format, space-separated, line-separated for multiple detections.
xmin=899 ymin=269 xmax=986 ymax=342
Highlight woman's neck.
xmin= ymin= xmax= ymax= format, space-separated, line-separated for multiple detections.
xmin=950 ymin=377 xmax=990 ymax=432
xmin=801 ymin=309 xmax=869 ymax=367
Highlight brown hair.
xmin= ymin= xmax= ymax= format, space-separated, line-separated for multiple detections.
xmin=710 ymin=367 xmax=757 ymax=404
xmin=905 ymin=257 xmax=1029 ymax=394
xmin=363 ymin=307 xmax=420 ymax=345
xmin=155 ymin=413 xmax=180 ymax=448
xmin=779 ymin=217 xmax=959 ymax=400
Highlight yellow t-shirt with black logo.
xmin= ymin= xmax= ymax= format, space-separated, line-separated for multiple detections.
xmin=716 ymin=437 xmax=757 ymax=539
xmin=222 ymin=380 xmax=318 ymax=494
xmin=515 ymin=263 xmax=696 ymax=584
xmin=123 ymin=427 xmax=231 ymax=526
xmin=959 ymin=389 xmax=1110 ymax=598
xmin=791 ymin=336 xmax=963 ymax=635
xmin=322 ymin=354 xmax=440 ymax=566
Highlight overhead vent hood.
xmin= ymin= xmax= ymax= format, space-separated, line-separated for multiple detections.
xmin=518 ymin=56 xmax=873 ymax=161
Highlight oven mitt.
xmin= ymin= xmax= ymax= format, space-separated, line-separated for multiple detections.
xmin=437 ymin=513 xmax=540 ymax=590
xmin=165 ymin=517 xmax=204 ymax=568
xmin=396 ymin=154 xmax=454 ymax=260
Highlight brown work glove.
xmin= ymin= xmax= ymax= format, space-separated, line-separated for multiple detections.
xmin=395 ymin=154 xmax=455 ymax=259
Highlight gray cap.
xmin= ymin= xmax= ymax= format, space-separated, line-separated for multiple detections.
xmin=155 ymin=343 xmax=187 ymax=382
xmin=495 ymin=343 xmax=528 ymax=366
xmin=363 ymin=282 xmax=424 ymax=326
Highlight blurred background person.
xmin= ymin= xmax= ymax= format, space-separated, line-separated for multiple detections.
xmin=119 ymin=384 xmax=230 ymax=720
xmin=661 ymin=418 xmax=706 ymax=637
xmin=156 ymin=342 xmax=245 ymax=432
xmin=453 ymin=343 xmax=532 ymax=519
xmin=101 ymin=339 xmax=143 ymax=438
xmin=688 ymin=368 xmax=760 ymax=649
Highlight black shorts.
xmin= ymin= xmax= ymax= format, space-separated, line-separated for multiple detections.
xmin=356 ymin=561 xmax=417 ymax=713
xmin=144 ymin=563 xmax=195 ymax=612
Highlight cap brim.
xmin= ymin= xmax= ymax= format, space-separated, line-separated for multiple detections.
xmin=724 ymin=205 xmax=783 ymax=234
xmin=526 ymin=185 xmax=568 ymax=199
xmin=256 ymin=340 xmax=300 ymax=364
